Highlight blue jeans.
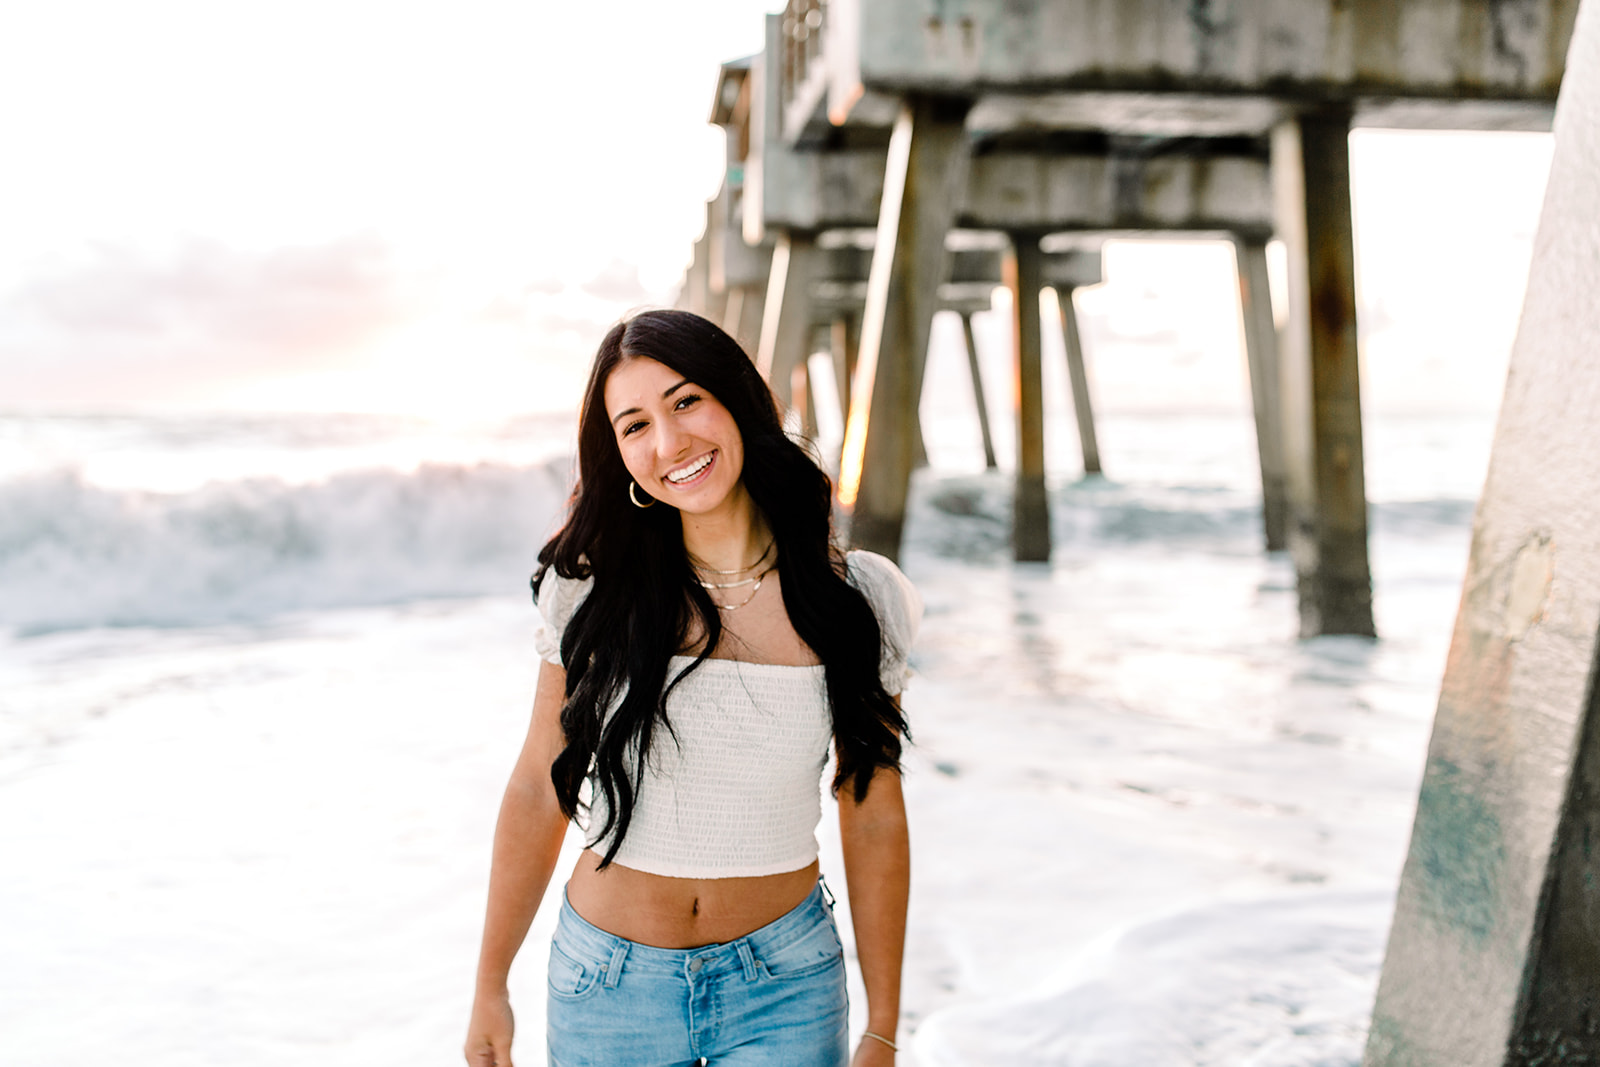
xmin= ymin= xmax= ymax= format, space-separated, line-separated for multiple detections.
xmin=546 ymin=880 xmax=849 ymax=1067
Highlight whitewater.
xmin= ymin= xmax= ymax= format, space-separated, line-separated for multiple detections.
xmin=0 ymin=402 xmax=1490 ymax=1065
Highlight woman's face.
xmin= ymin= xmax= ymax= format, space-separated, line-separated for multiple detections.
xmin=603 ymin=355 xmax=746 ymax=516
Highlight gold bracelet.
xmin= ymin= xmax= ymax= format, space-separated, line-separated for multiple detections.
xmin=862 ymin=1030 xmax=899 ymax=1052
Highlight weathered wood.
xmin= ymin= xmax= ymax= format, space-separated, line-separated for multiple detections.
xmin=1272 ymin=107 xmax=1375 ymax=637
xmin=960 ymin=312 xmax=998 ymax=470
xmin=1366 ymin=6 xmax=1600 ymax=1060
xmin=840 ymin=95 xmax=972 ymax=560
xmin=1234 ymin=238 xmax=1289 ymax=552
xmin=756 ymin=230 xmax=821 ymax=408
xmin=1009 ymin=232 xmax=1050 ymax=562
xmin=1056 ymin=285 xmax=1102 ymax=477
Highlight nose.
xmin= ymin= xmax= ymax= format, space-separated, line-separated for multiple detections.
xmin=656 ymin=418 xmax=690 ymax=461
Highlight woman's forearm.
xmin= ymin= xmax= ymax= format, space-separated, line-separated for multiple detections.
xmin=838 ymin=768 xmax=911 ymax=1036
xmin=474 ymin=660 xmax=572 ymax=993
xmin=474 ymin=777 xmax=570 ymax=992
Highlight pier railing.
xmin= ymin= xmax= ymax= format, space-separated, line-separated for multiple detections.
xmin=779 ymin=0 xmax=829 ymax=143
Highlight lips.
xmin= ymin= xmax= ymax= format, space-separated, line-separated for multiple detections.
xmin=664 ymin=450 xmax=716 ymax=487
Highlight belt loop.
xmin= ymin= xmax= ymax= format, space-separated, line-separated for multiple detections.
xmin=603 ymin=940 xmax=629 ymax=988
xmin=735 ymin=939 xmax=758 ymax=982
xmin=818 ymin=874 xmax=836 ymax=911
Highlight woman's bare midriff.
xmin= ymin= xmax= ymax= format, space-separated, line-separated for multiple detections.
xmin=564 ymin=850 xmax=821 ymax=949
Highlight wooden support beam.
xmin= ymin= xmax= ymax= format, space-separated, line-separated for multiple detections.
xmin=1008 ymin=232 xmax=1050 ymax=562
xmin=1272 ymin=108 xmax=1375 ymax=637
xmin=960 ymin=312 xmax=998 ymax=470
xmin=1366 ymin=9 xmax=1600 ymax=1060
xmin=1056 ymin=285 xmax=1102 ymax=477
xmin=1234 ymin=237 xmax=1290 ymax=552
xmin=756 ymin=230 xmax=820 ymax=408
xmin=840 ymin=95 xmax=973 ymax=560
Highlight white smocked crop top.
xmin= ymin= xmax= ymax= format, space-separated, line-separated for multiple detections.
xmin=532 ymin=551 xmax=922 ymax=879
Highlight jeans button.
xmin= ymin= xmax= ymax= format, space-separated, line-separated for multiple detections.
xmin=688 ymin=958 xmax=702 ymax=973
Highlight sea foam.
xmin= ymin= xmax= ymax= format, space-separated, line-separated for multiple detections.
xmin=0 ymin=460 xmax=571 ymax=633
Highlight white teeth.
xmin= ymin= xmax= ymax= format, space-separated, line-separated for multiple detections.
xmin=666 ymin=453 xmax=713 ymax=483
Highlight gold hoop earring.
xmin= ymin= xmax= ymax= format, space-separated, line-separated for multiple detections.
xmin=628 ymin=481 xmax=656 ymax=508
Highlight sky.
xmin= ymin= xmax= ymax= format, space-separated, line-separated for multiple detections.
xmin=0 ymin=0 xmax=1557 ymax=418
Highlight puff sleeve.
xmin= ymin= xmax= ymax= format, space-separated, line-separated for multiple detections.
xmin=531 ymin=568 xmax=594 ymax=667
xmin=845 ymin=550 xmax=924 ymax=694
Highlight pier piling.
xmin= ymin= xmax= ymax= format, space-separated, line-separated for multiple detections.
xmin=1272 ymin=110 xmax=1375 ymax=637
xmin=841 ymin=96 xmax=972 ymax=560
xmin=1366 ymin=6 xmax=1600 ymax=1059
xmin=1055 ymin=285 xmax=1101 ymax=478
xmin=756 ymin=230 xmax=821 ymax=409
xmin=960 ymin=312 xmax=998 ymax=470
xmin=1008 ymin=232 xmax=1050 ymax=563
xmin=1234 ymin=237 xmax=1289 ymax=552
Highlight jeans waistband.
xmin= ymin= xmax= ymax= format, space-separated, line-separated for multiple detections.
xmin=555 ymin=878 xmax=833 ymax=982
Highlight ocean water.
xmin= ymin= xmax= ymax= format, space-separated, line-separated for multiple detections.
xmin=0 ymin=406 xmax=1491 ymax=1065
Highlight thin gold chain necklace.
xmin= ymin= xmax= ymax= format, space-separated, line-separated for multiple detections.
xmin=688 ymin=539 xmax=774 ymax=578
xmin=712 ymin=564 xmax=775 ymax=611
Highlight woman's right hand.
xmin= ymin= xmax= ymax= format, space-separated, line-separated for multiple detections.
xmin=464 ymin=988 xmax=515 ymax=1067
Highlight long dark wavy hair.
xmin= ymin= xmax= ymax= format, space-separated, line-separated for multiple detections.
xmin=533 ymin=309 xmax=907 ymax=868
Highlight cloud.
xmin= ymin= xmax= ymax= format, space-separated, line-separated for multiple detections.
xmin=0 ymin=235 xmax=410 ymax=409
xmin=477 ymin=258 xmax=665 ymax=342
xmin=578 ymin=258 xmax=650 ymax=304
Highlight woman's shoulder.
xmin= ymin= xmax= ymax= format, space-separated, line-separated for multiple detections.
xmin=533 ymin=565 xmax=595 ymax=609
xmin=844 ymin=548 xmax=909 ymax=587
xmin=844 ymin=550 xmax=923 ymax=629
xmin=844 ymin=550 xmax=923 ymax=692
xmin=532 ymin=565 xmax=595 ymax=666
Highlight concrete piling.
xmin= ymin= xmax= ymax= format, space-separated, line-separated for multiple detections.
xmin=1366 ymin=5 xmax=1600 ymax=1059
xmin=1234 ymin=237 xmax=1290 ymax=552
xmin=1272 ymin=109 xmax=1375 ymax=638
xmin=1008 ymin=232 xmax=1051 ymax=563
xmin=840 ymin=96 xmax=972 ymax=560
xmin=1054 ymin=285 xmax=1102 ymax=478
xmin=756 ymin=230 xmax=820 ymax=409
xmin=829 ymin=313 xmax=859 ymax=426
xmin=721 ymin=286 xmax=766 ymax=356
xmin=959 ymin=312 xmax=998 ymax=470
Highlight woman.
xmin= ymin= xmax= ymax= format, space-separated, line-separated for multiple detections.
xmin=465 ymin=309 xmax=920 ymax=1067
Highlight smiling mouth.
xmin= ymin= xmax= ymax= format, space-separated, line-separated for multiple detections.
xmin=664 ymin=450 xmax=716 ymax=486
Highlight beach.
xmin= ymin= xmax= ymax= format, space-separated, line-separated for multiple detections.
xmin=0 ymin=403 xmax=1487 ymax=1065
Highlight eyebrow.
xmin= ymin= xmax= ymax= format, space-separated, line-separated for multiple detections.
xmin=610 ymin=378 xmax=692 ymax=426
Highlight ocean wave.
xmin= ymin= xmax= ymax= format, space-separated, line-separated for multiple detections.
xmin=910 ymin=474 xmax=1477 ymax=562
xmin=0 ymin=460 xmax=572 ymax=633
xmin=0 ymin=458 xmax=1478 ymax=634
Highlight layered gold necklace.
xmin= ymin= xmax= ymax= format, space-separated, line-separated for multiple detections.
xmin=689 ymin=539 xmax=776 ymax=611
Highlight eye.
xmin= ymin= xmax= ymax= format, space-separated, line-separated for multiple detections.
xmin=621 ymin=419 xmax=646 ymax=437
xmin=674 ymin=393 xmax=702 ymax=411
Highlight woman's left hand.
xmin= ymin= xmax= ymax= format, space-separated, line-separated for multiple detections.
xmin=851 ymin=1036 xmax=897 ymax=1066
